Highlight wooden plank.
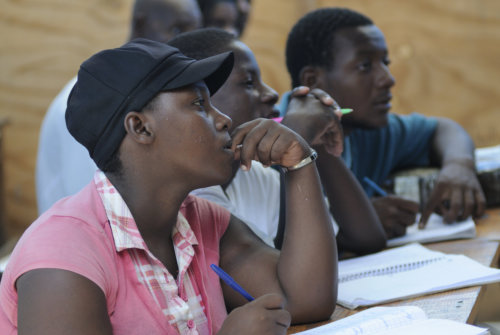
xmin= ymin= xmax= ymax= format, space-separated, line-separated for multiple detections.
xmin=0 ymin=0 xmax=132 ymax=236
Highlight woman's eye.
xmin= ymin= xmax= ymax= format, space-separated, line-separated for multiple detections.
xmin=193 ymin=99 xmax=205 ymax=108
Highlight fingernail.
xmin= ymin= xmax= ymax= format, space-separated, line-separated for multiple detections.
xmin=240 ymin=164 xmax=248 ymax=171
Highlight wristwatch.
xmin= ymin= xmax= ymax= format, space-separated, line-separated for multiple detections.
xmin=284 ymin=149 xmax=318 ymax=172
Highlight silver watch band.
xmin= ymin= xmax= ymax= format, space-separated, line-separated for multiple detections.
xmin=283 ymin=149 xmax=318 ymax=172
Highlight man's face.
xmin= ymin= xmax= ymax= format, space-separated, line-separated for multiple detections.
xmin=314 ymin=25 xmax=396 ymax=130
xmin=204 ymin=1 xmax=239 ymax=37
xmin=141 ymin=0 xmax=202 ymax=43
xmin=210 ymin=40 xmax=279 ymax=132
xmin=235 ymin=0 xmax=251 ymax=36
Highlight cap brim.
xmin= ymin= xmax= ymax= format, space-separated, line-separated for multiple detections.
xmin=163 ymin=51 xmax=234 ymax=96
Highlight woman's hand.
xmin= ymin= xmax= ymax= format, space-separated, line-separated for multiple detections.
xmin=231 ymin=118 xmax=311 ymax=171
xmin=218 ymin=294 xmax=291 ymax=335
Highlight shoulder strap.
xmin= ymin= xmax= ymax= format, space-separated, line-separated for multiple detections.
xmin=274 ymin=169 xmax=286 ymax=250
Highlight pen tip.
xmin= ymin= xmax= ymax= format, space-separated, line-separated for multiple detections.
xmin=341 ymin=108 xmax=353 ymax=115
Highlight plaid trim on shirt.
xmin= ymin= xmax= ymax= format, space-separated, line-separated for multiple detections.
xmin=94 ymin=171 xmax=209 ymax=335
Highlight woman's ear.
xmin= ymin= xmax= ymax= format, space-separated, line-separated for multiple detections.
xmin=299 ymin=65 xmax=322 ymax=89
xmin=123 ymin=111 xmax=155 ymax=144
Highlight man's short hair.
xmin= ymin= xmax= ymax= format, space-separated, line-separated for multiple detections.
xmin=169 ymin=27 xmax=237 ymax=60
xmin=286 ymin=7 xmax=373 ymax=88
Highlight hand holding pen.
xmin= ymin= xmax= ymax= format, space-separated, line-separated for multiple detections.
xmin=363 ymin=177 xmax=420 ymax=238
xmin=212 ymin=264 xmax=291 ymax=334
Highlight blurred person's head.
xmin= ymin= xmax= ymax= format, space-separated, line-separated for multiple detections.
xmin=286 ymin=8 xmax=396 ymax=132
xmin=235 ymin=0 xmax=251 ymax=36
xmin=197 ymin=0 xmax=242 ymax=37
xmin=130 ymin=0 xmax=202 ymax=43
xmin=170 ymin=28 xmax=279 ymax=133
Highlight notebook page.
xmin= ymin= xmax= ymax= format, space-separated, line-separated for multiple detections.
xmin=387 ymin=214 xmax=476 ymax=247
xmin=338 ymin=252 xmax=500 ymax=309
xmin=339 ymin=243 xmax=444 ymax=283
xmin=295 ymin=306 xmax=426 ymax=335
xmin=383 ymin=319 xmax=488 ymax=335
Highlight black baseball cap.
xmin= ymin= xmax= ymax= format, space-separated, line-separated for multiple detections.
xmin=66 ymin=38 xmax=234 ymax=169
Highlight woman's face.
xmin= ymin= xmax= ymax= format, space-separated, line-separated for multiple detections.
xmin=209 ymin=40 xmax=279 ymax=132
xmin=147 ymin=81 xmax=235 ymax=188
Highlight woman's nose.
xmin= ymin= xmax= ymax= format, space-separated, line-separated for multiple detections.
xmin=213 ymin=106 xmax=232 ymax=131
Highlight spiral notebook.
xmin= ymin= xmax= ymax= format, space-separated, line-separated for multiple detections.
xmin=338 ymin=243 xmax=500 ymax=309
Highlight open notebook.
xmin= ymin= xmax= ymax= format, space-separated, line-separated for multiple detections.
xmin=338 ymin=243 xmax=500 ymax=309
xmin=295 ymin=306 xmax=488 ymax=335
xmin=387 ymin=213 xmax=476 ymax=247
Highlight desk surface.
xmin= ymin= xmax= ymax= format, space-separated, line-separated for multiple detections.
xmin=477 ymin=207 xmax=500 ymax=241
xmin=288 ymin=209 xmax=500 ymax=334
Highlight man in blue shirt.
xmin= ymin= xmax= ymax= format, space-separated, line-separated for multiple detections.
xmin=280 ymin=7 xmax=485 ymax=238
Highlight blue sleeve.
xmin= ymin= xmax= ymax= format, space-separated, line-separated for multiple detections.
xmin=347 ymin=113 xmax=437 ymax=196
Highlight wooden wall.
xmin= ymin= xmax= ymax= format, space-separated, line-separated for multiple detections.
xmin=243 ymin=0 xmax=500 ymax=147
xmin=1 ymin=0 xmax=499 ymax=238
xmin=0 ymin=0 xmax=133 ymax=238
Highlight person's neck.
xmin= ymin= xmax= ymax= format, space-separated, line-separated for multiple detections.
xmin=106 ymin=172 xmax=187 ymax=242
xmin=221 ymin=160 xmax=240 ymax=191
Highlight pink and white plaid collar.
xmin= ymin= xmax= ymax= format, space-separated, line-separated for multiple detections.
xmin=94 ymin=171 xmax=208 ymax=334
xmin=93 ymin=170 xmax=198 ymax=254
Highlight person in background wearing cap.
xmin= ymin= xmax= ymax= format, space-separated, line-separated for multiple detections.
xmin=170 ymin=28 xmax=386 ymax=255
xmin=0 ymin=40 xmax=337 ymax=334
xmin=36 ymin=0 xmax=202 ymax=215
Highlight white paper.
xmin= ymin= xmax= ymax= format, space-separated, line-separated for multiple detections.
xmin=337 ymin=244 xmax=500 ymax=309
xmin=387 ymin=214 xmax=476 ymax=247
xmin=295 ymin=306 xmax=487 ymax=335
xmin=476 ymin=144 xmax=500 ymax=172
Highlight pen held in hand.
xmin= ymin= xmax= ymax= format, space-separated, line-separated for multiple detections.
xmin=340 ymin=108 xmax=353 ymax=115
xmin=210 ymin=264 xmax=254 ymax=301
xmin=363 ymin=176 xmax=388 ymax=197
xmin=418 ymin=214 xmax=429 ymax=230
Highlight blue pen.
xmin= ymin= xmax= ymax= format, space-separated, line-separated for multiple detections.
xmin=363 ymin=176 xmax=388 ymax=196
xmin=210 ymin=264 xmax=254 ymax=301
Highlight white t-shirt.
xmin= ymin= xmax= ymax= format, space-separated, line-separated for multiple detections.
xmin=191 ymin=161 xmax=338 ymax=247
xmin=36 ymin=77 xmax=97 ymax=214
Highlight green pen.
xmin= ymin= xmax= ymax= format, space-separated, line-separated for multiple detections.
xmin=340 ymin=108 xmax=353 ymax=114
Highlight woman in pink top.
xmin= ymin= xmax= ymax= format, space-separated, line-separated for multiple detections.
xmin=0 ymin=39 xmax=338 ymax=334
